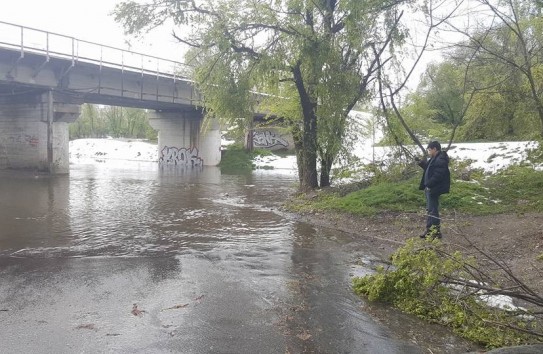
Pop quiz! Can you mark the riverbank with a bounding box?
[296,210,543,292]
[293,208,543,352]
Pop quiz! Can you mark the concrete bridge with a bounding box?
[0,21,222,174]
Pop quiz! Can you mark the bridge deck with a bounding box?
[0,20,201,111]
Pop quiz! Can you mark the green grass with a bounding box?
[289,165,543,216]
[322,179,421,215]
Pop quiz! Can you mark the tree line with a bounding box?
[69,104,157,141]
[391,0,543,145]
[112,0,543,191]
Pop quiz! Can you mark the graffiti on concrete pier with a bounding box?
[160,146,203,166]
[253,131,288,149]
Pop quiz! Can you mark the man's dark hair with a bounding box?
[427,141,441,150]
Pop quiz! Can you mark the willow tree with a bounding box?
[114,0,411,191]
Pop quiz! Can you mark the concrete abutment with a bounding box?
[0,90,81,174]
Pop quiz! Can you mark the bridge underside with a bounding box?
[0,48,221,173]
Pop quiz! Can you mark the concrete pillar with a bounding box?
[199,118,221,166]
[0,90,81,174]
[149,110,221,166]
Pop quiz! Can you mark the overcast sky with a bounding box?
[0,0,182,60]
[1,0,473,91]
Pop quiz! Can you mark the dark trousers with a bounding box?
[425,189,440,231]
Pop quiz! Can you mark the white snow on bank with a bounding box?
[442,141,539,172]
[70,138,540,173]
[69,138,158,163]
[353,141,540,173]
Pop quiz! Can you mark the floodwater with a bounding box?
[0,161,427,353]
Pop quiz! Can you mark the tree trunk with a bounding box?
[301,113,318,191]
[291,124,305,187]
[292,63,319,191]
[246,129,254,152]
[320,154,332,187]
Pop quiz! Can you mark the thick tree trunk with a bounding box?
[292,63,319,191]
[301,114,318,191]
[291,124,305,187]
[319,153,332,188]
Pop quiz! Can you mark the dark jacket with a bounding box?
[418,151,451,195]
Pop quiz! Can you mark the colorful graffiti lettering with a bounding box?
[159,146,203,166]
[253,131,288,148]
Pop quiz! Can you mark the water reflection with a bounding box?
[0,162,296,259]
[0,172,72,253]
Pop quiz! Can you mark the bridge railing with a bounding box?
[0,20,191,81]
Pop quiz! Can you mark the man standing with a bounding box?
[417,141,451,239]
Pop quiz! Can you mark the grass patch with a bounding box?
[288,165,543,216]
[321,179,421,215]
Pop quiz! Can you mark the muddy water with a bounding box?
[0,161,443,353]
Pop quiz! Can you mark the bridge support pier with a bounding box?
[0,90,81,174]
[149,110,221,167]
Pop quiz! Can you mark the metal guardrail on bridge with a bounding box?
[0,20,191,83]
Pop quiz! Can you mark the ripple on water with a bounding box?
[1,164,298,259]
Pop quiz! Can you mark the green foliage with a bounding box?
[420,62,466,127]
[69,104,157,141]
[289,164,543,216]
[219,146,273,174]
[353,239,543,348]
[219,147,254,173]
[393,92,449,143]
[398,2,543,143]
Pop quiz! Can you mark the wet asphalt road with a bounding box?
[0,162,424,353]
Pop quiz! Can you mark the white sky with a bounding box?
[0,1,488,92]
[0,0,183,61]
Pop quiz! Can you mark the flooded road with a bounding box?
[0,161,424,353]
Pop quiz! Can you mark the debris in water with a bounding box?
[163,303,189,311]
[131,303,145,317]
[75,323,97,330]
